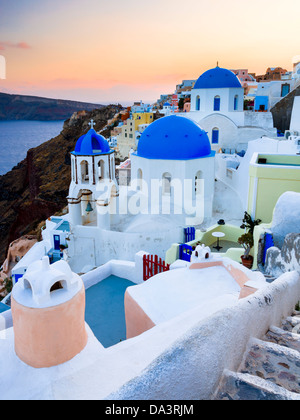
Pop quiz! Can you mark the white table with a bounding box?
[212,232,225,251]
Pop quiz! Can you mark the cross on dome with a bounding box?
[89,119,96,129]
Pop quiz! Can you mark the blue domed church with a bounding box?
[187,66,276,152]
[131,114,215,220]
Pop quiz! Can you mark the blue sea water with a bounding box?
[0,120,64,176]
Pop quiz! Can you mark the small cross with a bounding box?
[89,119,96,129]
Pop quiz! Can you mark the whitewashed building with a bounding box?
[183,66,277,152]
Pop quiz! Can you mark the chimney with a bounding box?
[11,256,87,368]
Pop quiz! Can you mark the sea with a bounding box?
[0,120,65,176]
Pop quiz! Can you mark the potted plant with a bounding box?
[238,232,254,268]
[238,212,261,269]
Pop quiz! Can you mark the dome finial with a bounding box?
[88,119,96,130]
[216,61,219,68]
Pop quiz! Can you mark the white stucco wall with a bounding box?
[190,87,244,115]
[67,224,183,273]
[181,111,276,152]
[130,153,215,219]
[290,97,300,132]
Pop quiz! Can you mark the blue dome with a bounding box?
[136,115,214,160]
[72,129,111,156]
[194,67,242,89]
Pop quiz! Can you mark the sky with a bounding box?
[0,0,299,105]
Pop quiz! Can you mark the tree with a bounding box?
[240,211,261,235]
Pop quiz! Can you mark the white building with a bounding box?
[254,80,294,111]
[131,114,216,221]
[184,66,277,152]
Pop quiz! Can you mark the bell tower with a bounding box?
[67,122,119,230]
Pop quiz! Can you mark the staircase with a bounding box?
[214,311,300,400]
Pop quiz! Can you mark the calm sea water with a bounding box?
[0,120,64,176]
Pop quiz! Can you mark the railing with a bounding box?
[143,254,170,281]
[184,227,196,243]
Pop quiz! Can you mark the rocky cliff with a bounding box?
[0,104,123,265]
[0,92,104,121]
[271,86,300,133]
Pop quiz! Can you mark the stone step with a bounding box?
[215,370,300,400]
[265,326,300,352]
[240,338,300,394]
[282,317,300,333]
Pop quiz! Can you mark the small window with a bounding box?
[214,96,220,111]
[234,95,238,111]
[196,95,200,111]
[212,128,219,144]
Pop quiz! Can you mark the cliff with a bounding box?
[0,92,104,121]
[0,104,123,265]
[271,86,300,133]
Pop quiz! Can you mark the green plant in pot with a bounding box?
[238,212,261,269]
[238,232,254,268]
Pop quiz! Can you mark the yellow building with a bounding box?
[116,113,154,159]
[132,112,154,131]
[247,153,300,223]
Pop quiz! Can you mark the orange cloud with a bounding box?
[0,41,31,50]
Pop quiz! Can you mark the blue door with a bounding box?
[179,244,193,262]
[53,235,61,251]
[281,84,290,97]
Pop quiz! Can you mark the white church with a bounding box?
[184,65,277,152]
[32,114,217,274]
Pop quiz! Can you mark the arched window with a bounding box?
[196,95,200,111]
[98,160,105,180]
[214,96,221,111]
[234,95,239,111]
[80,160,89,183]
[137,168,143,190]
[195,171,203,195]
[162,172,172,195]
[212,128,219,144]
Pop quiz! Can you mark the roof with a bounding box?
[136,115,214,160]
[72,129,112,156]
[194,66,242,89]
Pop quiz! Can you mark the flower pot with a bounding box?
[241,255,253,269]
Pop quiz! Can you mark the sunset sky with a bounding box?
[0,0,299,105]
